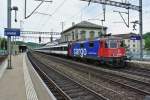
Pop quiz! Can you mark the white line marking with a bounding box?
[23,54,38,100]
[25,54,56,100]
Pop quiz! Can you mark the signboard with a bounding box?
[130,35,141,40]
[4,28,20,36]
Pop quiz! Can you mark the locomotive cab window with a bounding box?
[106,40,117,48]
[120,41,124,47]
[109,40,117,48]
[89,42,94,48]
[105,42,108,48]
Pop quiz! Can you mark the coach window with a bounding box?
[64,47,67,51]
[61,47,63,51]
[59,47,61,51]
[60,47,62,51]
[89,42,94,48]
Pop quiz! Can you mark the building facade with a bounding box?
[60,21,107,43]
[114,33,145,54]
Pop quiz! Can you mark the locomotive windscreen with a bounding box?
[106,40,117,48]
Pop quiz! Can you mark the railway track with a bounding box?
[117,67,150,80]
[31,51,150,100]
[27,52,108,100]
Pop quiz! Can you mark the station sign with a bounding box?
[4,28,20,36]
[130,35,141,40]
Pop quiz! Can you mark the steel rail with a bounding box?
[27,52,72,100]
[33,51,150,96]
[28,52,109,100]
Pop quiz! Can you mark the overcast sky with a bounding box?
[0,0,150,42]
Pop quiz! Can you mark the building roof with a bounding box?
[113,33,137,39]
[62,21,107,34]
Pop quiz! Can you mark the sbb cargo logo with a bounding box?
[73,48,87,57]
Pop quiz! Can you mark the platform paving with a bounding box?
[129,60,150,64]
[0,53,56,100]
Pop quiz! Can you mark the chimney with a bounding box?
[72,22,75,26]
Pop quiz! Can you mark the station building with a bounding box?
[50,21,145,56]
[114,33,145,54]
[60,21,107,43]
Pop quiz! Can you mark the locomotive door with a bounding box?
[99,40,105,57]
[68,43,71,56]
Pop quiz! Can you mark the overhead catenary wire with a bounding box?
[40,0,68,29]
[51,0,68,16]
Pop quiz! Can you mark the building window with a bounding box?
[89,31,95,40]
[80,31,86,40]
[65,35,68,42]
[133,40,135,42]
[133,49,136,52]
[128,40,130,43]
[76,33,78,40]
[98,31,103,37]
[133,44,135,47]
[128,44,130,48]
[72,32,74,40]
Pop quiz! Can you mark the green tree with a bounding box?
[0,38,7,50]
[144,32,150,50]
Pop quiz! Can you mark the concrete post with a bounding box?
[7,0,12,69]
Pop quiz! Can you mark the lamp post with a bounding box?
[7,0,12,69]
[7,0,19,69]
[139,0,143,60]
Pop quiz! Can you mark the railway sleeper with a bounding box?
[71,95,96,100]
[63,88,84,94]
[60,86,81,91]
[67,91,89,98]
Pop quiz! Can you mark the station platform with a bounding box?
[129,60,150,64]
[0,53,56,100]
[127,60,150,69]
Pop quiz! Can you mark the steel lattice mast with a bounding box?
[81,0,143,60]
